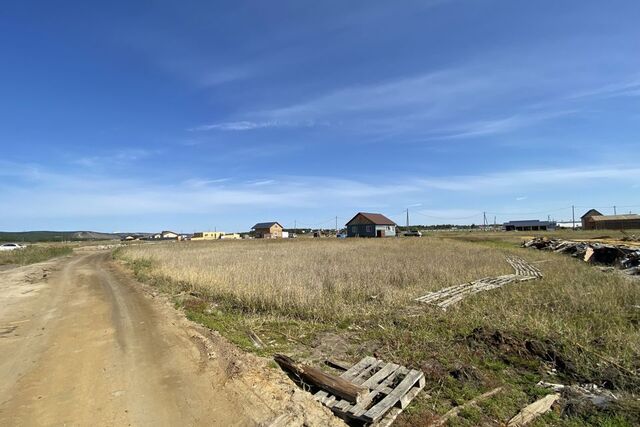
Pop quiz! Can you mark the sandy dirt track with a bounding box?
[0,251,342,427]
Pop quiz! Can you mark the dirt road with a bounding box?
[0,251,341,427]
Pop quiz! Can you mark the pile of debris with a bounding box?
[522,238,640,275]
[274,354,425,426]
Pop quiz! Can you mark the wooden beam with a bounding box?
[507,393,560,426]
[274,354,368,404]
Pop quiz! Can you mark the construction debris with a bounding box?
[415,256,542,309]
[537,381,618,407]
[507,393,560,426]
[248,330,265,349]
[523,238,640,275]
[274,354,367,404]
[288,355,426,426]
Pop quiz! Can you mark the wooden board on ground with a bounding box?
[507,393,560,427]
[313,356,426,425]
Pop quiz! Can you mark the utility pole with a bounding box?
[335,216,338,233]
[547,214,550,222]
[614,205,617,215]
[572,205,575,230]
[294,220,296,231]
[483,211,487,229]
[406,209,409,228]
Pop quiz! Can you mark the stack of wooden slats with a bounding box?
[415,256,542,309]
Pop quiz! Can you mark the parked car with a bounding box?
[336,233,347,239]
[0,243,25,251]
[403,230,422,237]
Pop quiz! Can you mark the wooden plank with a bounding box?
[352,359,385,385]
[323,395,337,407]
[362,370,425,422]
[399,381,425,408]
[373,386,424,427]
[314,390,328,401]
[341,356,377,381]
[333,399,352,411]
[274,354,368,404]
[348,365,403,417]
[362,363,400,388]
[507,393,560,426]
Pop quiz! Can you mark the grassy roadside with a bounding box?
[114,237,640,426]
[0,245,73,266]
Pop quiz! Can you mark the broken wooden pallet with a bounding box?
[415,256,542,309]
[315,356,425,426]
[506,256,543,278]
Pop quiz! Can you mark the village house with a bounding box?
[345,212,397,237]
[192,231,241,240]
[160,230,179,239]
[192,231,224,240]
[581,209,640,230]
[251,222,284,239]
[220,233,241,240]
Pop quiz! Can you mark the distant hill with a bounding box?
[0,231,134,242]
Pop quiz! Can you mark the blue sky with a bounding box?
[1,1,639,232]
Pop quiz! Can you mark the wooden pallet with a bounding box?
[314,356,425,426]
[415,256,542,309]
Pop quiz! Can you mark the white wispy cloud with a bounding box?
[429,110,578,139]
[72,148,162,167]
[189,120,317,132]
[2,162,639,225]
[195,44,640,140]
[246,179,276,186]
[417,166,640,192]
[182,178,231,187]
[564,77,640,101]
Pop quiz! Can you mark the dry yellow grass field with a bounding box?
[120,238,511,320]
[118,236,640,426]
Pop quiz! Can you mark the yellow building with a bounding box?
[192,231,224,240]
[192,231,242,240]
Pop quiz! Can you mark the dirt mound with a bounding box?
[465,327,638,391]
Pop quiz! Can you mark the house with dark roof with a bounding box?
[503,220,556,231]
[345,212,397,237]
[251,221,284,238]
[581,209,640,230]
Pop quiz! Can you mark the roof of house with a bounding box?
[346,212,396,226]
[504,220,556,227]
[252,222,282,229]
[589,214,640,222]
[161,230,178,234]
[581,209,603,219]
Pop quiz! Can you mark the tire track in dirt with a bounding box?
[0,251,342,426]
